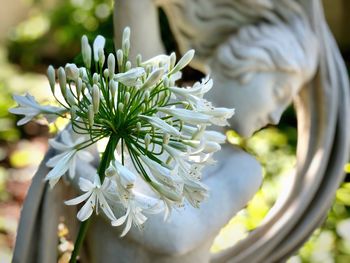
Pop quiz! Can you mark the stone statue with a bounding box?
[13,0,350,262]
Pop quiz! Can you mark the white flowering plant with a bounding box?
[10,27,234,262]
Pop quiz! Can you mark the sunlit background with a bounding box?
[0,0,349,262]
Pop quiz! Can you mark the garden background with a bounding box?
[0,0,349,262]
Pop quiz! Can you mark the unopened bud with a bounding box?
[58,67,67,98]
[169,52,176,70]
[81,35,92,68]
[124,92,130,104]
[109,80,117,96]
[88,105,94,126]
[118,102,124,112]
[125,61,131,71]
[66,88,76,106]
[136,122,141,131]
[93,73,99,84]
[122,39,130,57]
[146,65,152,75]
[47,65,56,93]
[142,68,164,90]
[93,35,106,62]
[103,69,109,79]
[65,63,79,81]
[92,84,100,113]
[108,54,115,78]
[136,54,142,66]
[170,49,194,74]
[116,49,123,70]
[98,48,105,67]
[144,133,151,149]
[76,78,83,98]
[122,27,130,44]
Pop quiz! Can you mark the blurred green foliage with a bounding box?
[7,0,114,71]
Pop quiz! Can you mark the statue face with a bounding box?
[208,71,301,137]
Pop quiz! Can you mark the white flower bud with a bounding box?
[116,49,123,70]
[47,65,56,93]
[98,48,105,67]
[109,80,117,96]
[65,63,79,81]
[123,39,130,57]
[125,61,131,71]
[169,52,176,70]
[107,53,115,77]
[136,122,141,131]
[142,68,164,90]
[76,78,82,98]
[136,54,142,66]
[88,105,94,126]
[146,65,152,75]
[81,35,92,68]
[93,35,106,62]
[124,92,130,104]
[170,50,194,74]
[122,27,130,44]
[58,67,67,98]
[118,102,124,112]
[93,73,99,84]
[66,88,76,106]
[144,133,151,149]
[103,69,109,79]
[92,84,100,113]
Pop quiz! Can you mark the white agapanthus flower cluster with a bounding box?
[10,27,234,236]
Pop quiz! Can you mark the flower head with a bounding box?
[10,27,235,236]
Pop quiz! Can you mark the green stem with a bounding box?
[69,135,119,263]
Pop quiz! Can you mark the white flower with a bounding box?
[158,107,212,125]
[106,160,136,190]
[9,93,65,125]
[139,115,181,137]
[141,68,164,90]
[45,130,93,187]
[114,67,145,86]
[140,155,183,191]
[112,191,162,237]
[65,176,117,222]
[141,54,171,68]
[93,35,106,62]
[169,76,213,99]
[65,63,80,81]
[169,49,195,74]
[183,179,209,208]
[81,35,92,68]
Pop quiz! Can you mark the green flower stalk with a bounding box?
[10,27,234,262]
